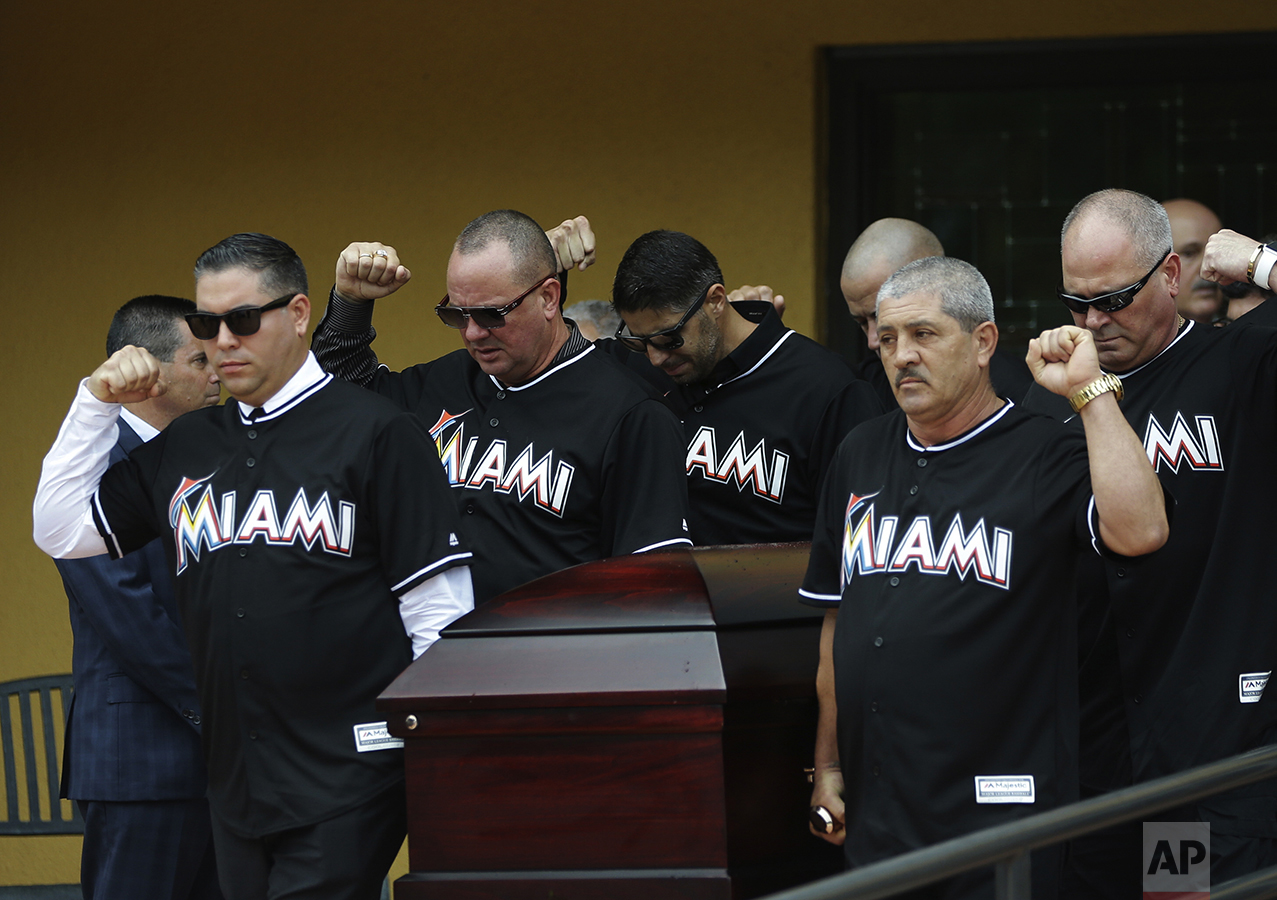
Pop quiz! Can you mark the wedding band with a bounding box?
[358,253,373,259]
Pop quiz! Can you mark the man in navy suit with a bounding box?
[54,295,224,900]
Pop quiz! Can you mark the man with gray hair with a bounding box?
[802,256,1168,896]
[563,298,620,341]
[838,218,1033,407]
[1023,188,1277,892]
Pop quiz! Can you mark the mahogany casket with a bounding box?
[377,542,842,899]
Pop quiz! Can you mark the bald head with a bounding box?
[1060,189,1181,372]
[840,218,945,353]
[1163,198,1224,323]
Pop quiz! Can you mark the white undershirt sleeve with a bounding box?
[32,379,118,559]
[397,565,475,658]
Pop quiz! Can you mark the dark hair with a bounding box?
[106,295,197,361]
[455,210,557,287]
[612,230,724,314]
[193,232,308,297]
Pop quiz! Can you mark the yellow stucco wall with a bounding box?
[3,0,1273,886]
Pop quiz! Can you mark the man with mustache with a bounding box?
[1163,198,1224,324]
[802,255,1168,898]
[838,218,1034,407]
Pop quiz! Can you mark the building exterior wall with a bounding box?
[3,0,1273,884]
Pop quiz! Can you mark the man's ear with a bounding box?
[540,276,563,321]
[291,294,312,336]
[704,284,729,320]
[1165,252,1182,298]
[973,320,998,368]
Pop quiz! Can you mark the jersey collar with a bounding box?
[684,301,792,398]
[236,352,332,425]
[489,337,596,393]
[905,399,1015,453]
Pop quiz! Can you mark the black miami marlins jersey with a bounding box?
[90,374,472,838]
[1022,319,1277,788]
[800,403,1101,867]
[660,302,883,545]
[313,296,692,603]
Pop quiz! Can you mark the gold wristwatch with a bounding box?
[1068,373,1124,413]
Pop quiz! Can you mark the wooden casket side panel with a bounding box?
[405,721,729,872]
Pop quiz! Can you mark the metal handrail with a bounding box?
[762,743,1277,900]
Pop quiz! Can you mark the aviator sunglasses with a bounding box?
[435,274,556,329]
[615,284,713,352]
[1057,248,1171,315]
[185,294,295,340]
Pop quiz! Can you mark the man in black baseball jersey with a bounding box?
[839,218,1033,406]
[311,211,691,602]
[1022,190,1277,893]
[34,233,475,900]
[803,256,1168,898]
[608,230,882,545]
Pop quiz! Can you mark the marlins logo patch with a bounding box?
[841,489,1012,592]
[685,426,789,504]
[429,408,575,517]
[168,475,355,574]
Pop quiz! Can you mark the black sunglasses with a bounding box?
[615,285,713,352]
[185,294,296,340]
[1057,248,1171,315]
[435,275,555,329]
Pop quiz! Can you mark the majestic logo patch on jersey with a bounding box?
[841,491,1012,592]
[685,426,789,504]
[353,721,403,752]
[168,475,355,574]
[1143,412,1224,474]
[974,775,1035,804]
[429,408,575,517]
[1240,671,1271,704]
